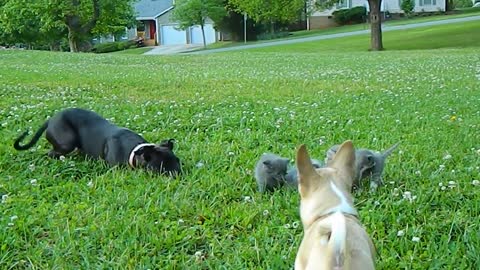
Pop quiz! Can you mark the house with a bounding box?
[308,0,446,29]
[131,0,218,46]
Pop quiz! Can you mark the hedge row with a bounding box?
[332,6,367,25]
[92,40,137,53]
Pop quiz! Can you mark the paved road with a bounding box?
[144,44,203,55]
[188,15,480,54]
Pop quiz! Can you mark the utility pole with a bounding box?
[244,12,247,43]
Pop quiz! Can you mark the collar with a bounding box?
[128,143,155,168]
[307,209,358,230]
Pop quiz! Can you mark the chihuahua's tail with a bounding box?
[328,211,347,269]
[13,121,49,150]
[382,142,400,158]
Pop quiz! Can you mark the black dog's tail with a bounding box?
[13,121,49,150]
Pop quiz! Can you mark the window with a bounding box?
[336,0,351,8]
[419,0,436,5]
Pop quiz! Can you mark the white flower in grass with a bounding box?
[441,186,446,191]
[292,221,299,229]
[10,215,18,221]
[30,179,37,186]
[243,196,252,203]
[412,236,420,242]
[443,154,452,160]
[263,210,269,216]
[374,201,380,206]
[2,194,8,203]
[439,164,445,171]
[194,250,205,261]
[403,191,416,202]
[397,230,405,237]
[228,151,234,156]
[7,223,14,227]
[28,164,35,171]
[59,155,66,161]
[87,181,94,188]
[178,219,184,225]
[448,181,456,188]
[472,180,480,186]
[195,162,204,168]
[284,223,291,229]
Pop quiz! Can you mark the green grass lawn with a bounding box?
[0,30,479,269]
[249,20,480,52]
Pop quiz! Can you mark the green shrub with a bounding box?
[401,0,415,16]
[454,0,473,8]
[332,6,367,25]
[92,40,136,54]
[256,31,290,40]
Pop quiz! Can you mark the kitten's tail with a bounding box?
[382,142,400,158]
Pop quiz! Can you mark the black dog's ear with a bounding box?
[159,138,175,151]
[135,145,156,163]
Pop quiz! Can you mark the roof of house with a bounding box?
[134,0,173,20]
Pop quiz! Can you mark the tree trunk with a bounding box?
[201,24,206,48]
[445,0,454,11]
[68,28,79,52]
[368,0,383,51]
[64,0,100,52]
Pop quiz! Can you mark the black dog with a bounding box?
[14,108,181,176]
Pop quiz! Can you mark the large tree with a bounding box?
[228,0,305,33]
[0,0,66,49]
[316,0,383,50]
[0,0,135,52]
[40,0,135,52]
[171,0,226,48]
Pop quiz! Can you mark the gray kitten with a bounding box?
[326,142,400,191]
[285,159,324,188]
[254,153,290,192]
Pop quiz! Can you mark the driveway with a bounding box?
[188,15,480,54]
[143,44,203,55]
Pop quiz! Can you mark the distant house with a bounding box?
[130,0,218,46]
[308,0,446,29]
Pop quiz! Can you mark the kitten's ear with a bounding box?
[263,160,272,168]
[326,145,340,161]
[367,155,375,166]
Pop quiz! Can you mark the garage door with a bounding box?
[161,25,187,45]
[190,24,216,45]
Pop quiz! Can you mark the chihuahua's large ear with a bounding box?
[296,144,317,197]
[327,140,356,181]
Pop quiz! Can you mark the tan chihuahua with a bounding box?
[295,141,375,270]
